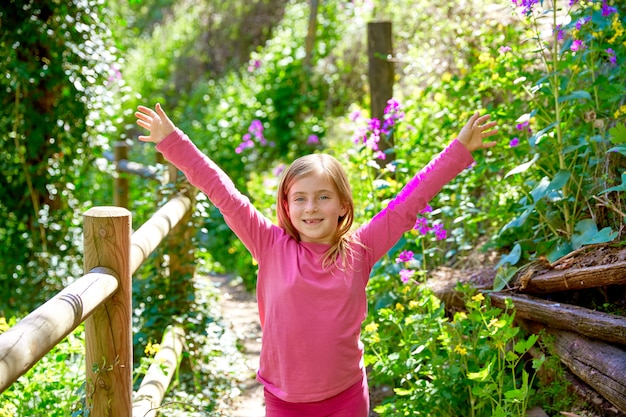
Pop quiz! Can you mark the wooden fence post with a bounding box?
[83,206,132,417]
[367,21,394,163]
[114,141,130,209]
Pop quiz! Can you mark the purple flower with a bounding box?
[555,25,564,41]
[307,134,319,145]
[575,17,591,30]
[349,110,362,122]
[396,250,415,263]
[602,1,617,17]
[571,39,584,52]
[512,0,540,16]
[400,269,415,284]
[607,48,617,65]
[382,99,405,135]
[510,137,520,147]
[414,217,430,235]
[272,163,285,177]
[384,98,401,115]
[499,45,512,54]
[368,118,381,132]
[420,205,433,214]
[247,59,261,72]
[516,120,531,131]
[569,0,579,5]
[374,150,386,160]
[432,223,447,241]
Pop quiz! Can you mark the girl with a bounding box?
[135,103,498,416]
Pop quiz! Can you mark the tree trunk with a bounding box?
[517,261,626,294]
[489,292,626,346]
[549,329,626,414]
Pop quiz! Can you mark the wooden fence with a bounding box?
[0,143,192,417]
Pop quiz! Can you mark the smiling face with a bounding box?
[286,171,348,245]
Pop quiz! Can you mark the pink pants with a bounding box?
[264,375,369,417]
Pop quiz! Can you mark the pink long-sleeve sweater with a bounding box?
[156,129,474,403]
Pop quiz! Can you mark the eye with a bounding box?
[319,195,330,200]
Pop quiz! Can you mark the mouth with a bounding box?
[303,219,323,225]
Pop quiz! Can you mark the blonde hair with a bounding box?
[277,153,356,269]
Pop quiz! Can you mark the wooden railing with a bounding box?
[0,143,193,417]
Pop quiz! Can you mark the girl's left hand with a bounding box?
[457,112,498,152]
[135,103,176,144]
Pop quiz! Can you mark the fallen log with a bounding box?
[517,261,626,294]
[489,293,626,346]
[549,329,626,415]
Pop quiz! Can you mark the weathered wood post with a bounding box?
[114,141,130,209]
[367,21,394,162]
[83,206,133,416]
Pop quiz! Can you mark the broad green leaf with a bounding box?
[548,170,571,191]
[608,145,626,155]
[547,240,573,263]
[530,176,551,202]
[529,122,556,147]
[467,367,489,381]
[501,205,535,230]
[558,90,591,103]
[505,153,540,178]
[609,123,626,144]
[493,266,519,291]
[571,219,618,249]
[495,243,522,269]
[599,173,626,194]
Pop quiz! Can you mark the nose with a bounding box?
[305,200,318,213]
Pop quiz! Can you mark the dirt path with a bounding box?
[210,275,265,417]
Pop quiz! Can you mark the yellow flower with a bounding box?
[454,311,467,322]
[442,72,452,83]
[372,334,381,343]
[0,317,9,334]
[365,322,379,333]
[471,293,485,302]
[608,14,624,44]
[454,345,468,355]
[395,303,405,312]
[144,341,160,357]
[614,105,626,118]
[408,300,420,310]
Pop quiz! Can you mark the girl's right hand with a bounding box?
[135,103,176,144]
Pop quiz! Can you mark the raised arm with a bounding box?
[135,103,281,261]
[356,112,498,267]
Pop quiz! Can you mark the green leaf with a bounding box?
[609,123,626,144]
[599,173,626,194]
[504,154,540,178]
[547,240,573,263]
[558,90,591,103]
[608,145,626,156]
[529,122,556,147]
[493,266,519,291]
[571,219,618,249]
[501,205,535,230]
[393,387,413,396]
[467,360,493,382]
[495,243,522,269]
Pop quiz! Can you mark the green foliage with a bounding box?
[0,0,123,313]
[0,320,86,416]
[493,0,626,264]
[363,283,543,417]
